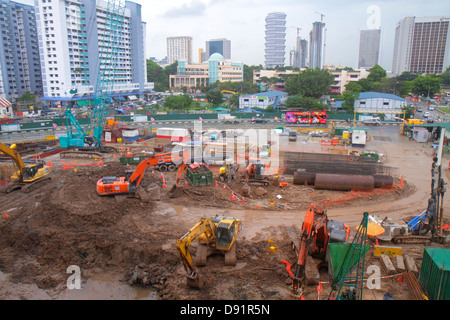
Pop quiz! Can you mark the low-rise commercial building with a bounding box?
[169,53,243,90]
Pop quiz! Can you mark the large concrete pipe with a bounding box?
[314,174,375,191]
[293,172,316,185]
[373,175,394,188]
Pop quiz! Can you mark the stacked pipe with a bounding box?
[282,151,396,177]
[293,172,394,191]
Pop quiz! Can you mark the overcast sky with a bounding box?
[15,0,450,71]
[137,0,450,71]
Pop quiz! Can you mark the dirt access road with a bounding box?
[0,124,448,301]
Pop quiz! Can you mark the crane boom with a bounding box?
[60,0,126,150]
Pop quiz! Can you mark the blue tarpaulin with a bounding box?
[238,108,261,113]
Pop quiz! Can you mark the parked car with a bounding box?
[423,111,430,118]
[26,113,40,118]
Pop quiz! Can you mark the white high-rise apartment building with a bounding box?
[392,16,450,75]
[34,0,151,100]
[167,36,193,65]
[265,12,286,69]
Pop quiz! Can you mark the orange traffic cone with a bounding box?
[223,185,226,190]
[3,212,8,219]
[231,193,236,201]
[215,181,219,187]
[241,198,245,204]
[257,203,260,208]
[317,282,323,293]
[163,184,167,189]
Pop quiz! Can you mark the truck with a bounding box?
[218,113,238,124]
[359,115,381,125]
[289,130,298,142]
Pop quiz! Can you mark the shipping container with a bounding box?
[419,248,450,300]
[186,164,213,187]
[156,127,189,142]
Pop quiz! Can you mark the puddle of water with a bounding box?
[61,278,157,300]
[0,270,157,300]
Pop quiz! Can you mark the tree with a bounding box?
[163,94,192,110]
[146,59,168,91]
[17,91,36,103]
[243,64,263,82]
[437,67,450,86]
[205,90,223,106]
[367,64,387,82]
[342,91,359,113]
[285,68,334,98]
[285,96,323,110]
[409,75,442,97]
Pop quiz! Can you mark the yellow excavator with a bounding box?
[176,215,242,288]
[0,142,51,193]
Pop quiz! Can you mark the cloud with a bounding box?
[161,1,207,18]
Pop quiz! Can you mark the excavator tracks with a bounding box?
[60,151,103,160]
[4,176,52,194]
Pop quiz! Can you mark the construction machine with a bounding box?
[243,161,270,186]
[375,128,448,245]
[0,142,51,193]
[59,0,125,157]
[96,149,189,196]
[176,215,242,288]
[291,207,350,294]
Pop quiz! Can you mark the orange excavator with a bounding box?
[291,207,350,294]
[96,149,189,196]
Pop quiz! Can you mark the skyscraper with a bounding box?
[34,0,149,100]
[0,0,42,99]
[392,16,450,75]
[167,36,193,64]
[358,29,381,69]
[264,12,286,69]
[291,32,308,69]
[205,38,231,60]
[309,21,325,69]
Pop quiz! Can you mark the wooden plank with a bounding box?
[381,254,396,275]
[404,255,418,274]
[396,255,406,272]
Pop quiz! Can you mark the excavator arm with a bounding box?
[96,149,190,195]
[292,208,315,292]
[0,143,25,180]
[176,218,217,288]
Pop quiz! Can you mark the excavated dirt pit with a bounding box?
[0,130,449,300]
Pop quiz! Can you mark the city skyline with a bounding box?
[138,0,450,72]
[13,0,450,72]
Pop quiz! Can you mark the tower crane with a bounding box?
[60,0,126,155]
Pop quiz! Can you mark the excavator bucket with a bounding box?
[187,274,202,289]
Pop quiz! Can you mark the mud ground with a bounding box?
[0,127,449,300]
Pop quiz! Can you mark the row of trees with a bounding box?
[147,58,450,112]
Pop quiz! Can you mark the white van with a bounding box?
[363,118,381,125]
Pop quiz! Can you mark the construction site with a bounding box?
[0,0,449,303]
[0,121,449,301]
